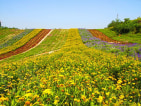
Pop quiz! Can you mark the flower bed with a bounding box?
[0,29,33,49]
[79,29,141,60]
[0,29,141,105]
[0,29,51,60]
[0,29,42,55]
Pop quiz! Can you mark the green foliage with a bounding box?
[108,17,141,34]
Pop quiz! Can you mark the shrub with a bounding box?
[108,17,141,34]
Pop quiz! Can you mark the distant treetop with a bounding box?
[107,17,141,34]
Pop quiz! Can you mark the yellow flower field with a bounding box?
[0,29,141,105]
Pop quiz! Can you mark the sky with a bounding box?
[0,0,141,29]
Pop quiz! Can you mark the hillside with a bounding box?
[0,28,141,105]
[0,29,68,63]
[0,27,24,45]
[83,29,141,60]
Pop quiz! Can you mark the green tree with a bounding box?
[108,17,141,34]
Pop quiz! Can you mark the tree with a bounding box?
[0,21,1,27]
[107,17,141,34]
[108,19,121,28]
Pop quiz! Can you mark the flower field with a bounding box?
[0,29,68,63]
[0,28,24,45]
[0,29,141,105]
[0,29,33,49]
[0,29,51,60]
[88,29,132,44]
[0,29,42,55]
[79,29,141,61]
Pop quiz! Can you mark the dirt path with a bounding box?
[88,29,133,45]
[0,29,51,60]
[34,49,60,56]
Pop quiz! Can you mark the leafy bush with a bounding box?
[108,17,141,34]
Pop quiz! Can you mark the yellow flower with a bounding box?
[77,99,80,102]
[117,79,122,84]
[18,97,25,101]
[81,95,86,101]
[0,96,9,102]
[91,93,95,97]
[64,102,68,105]
[40,84,45,88]
[54,100,59,105]
[59,84,64,87]
[70,80,76,85]
[81,95,86,100]
[55,96,59,99]
[74,98,78,102]
[137,103,141,106]
[106,92,110,96]
[26,90,31,93]
[59,74,64,77]
[88,87,92,92]
[112,96,117,100]
[33,94,39,99]
[43,89,52,95]
[116,85,121,90]
[119,94,124,100]
[97,96,103,103]
[94,90,100,94]
[65,92,70,95]
[24,93,33,98]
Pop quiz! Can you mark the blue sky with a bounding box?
[0,0,141,29]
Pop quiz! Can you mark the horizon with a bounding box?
[0,0,141,29]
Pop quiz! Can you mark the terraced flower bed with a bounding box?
[88,29,133,44]
[0,29,42,55]
[0,29,141,105]
[0,29,51,60]
[0,29,68,63]
[0,28,24,45]
[0,29,33,49]
[83,29,141,60]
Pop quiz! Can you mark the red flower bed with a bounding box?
[0,29,51,60]
[88,29,132,44]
